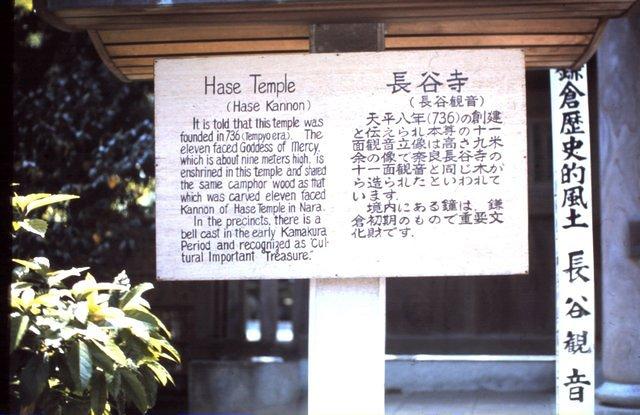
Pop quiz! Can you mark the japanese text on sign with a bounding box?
[551,66,595,415]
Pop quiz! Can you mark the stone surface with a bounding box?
[597,382,640,409]
[385,359,554,393]
[188,360,302,413]
[597,402,640,415]
[188,358,555,413]
[596,2,640,409]
[249,391,555,415]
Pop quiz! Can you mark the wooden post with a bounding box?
[308,23,386,415]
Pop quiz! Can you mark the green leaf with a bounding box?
[20,288,36,309]
[67,340,93,392]
[72,274,98,298]
[10,315,30,353]
[95,307,126,325]
[85,322,109,343]
[124,306,171,338]
[119,283,154,310]
[148,336,181,363]
[125,317,151,341]
[20,353,50,404]
[11,294,23,310]
[142,361,173,387]
[160,340,181,364]
[107,370,121,400]
[90,371,108,415]
[11,281,34,293]
[47,267,90,287]
[31,291,62,308]
[61,399,91,415]
[12,193,50,212]
[78,341,93,391]
[13,257,51,280]
[140,367,158,409]
[87,342,115,373]
[91,340,128,367]
[12,258,44,271]
[54,351,76,387]
[33,257,51,269]
[16,219,48,238]
[25,194,78,215]
[121,370,149,414]
[74,302,89,324]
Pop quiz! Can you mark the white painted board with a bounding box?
[155,49,528,280]
[550,66,595,415]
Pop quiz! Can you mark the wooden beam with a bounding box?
[573,18,609,68]
[106,38,309,57]
[99,23,309,44]
[49,1,633,31]
[45,0,628,79]
[111,51,306,67]
[50,0,635,18]
[385,34,592,49]
[386,18,600,35]
[87,30,130,82]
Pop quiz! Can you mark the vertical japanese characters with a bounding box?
[551,66,595,414]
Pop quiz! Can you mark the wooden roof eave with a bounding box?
[35,0,639,81]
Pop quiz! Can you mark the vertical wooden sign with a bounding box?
[550,66,595,415]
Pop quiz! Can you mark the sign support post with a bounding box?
[307,23,386,415]
[309,278,386,414]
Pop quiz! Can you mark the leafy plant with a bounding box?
[10,192,180,415]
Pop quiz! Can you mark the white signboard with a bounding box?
[155,49,528,280]
[550,66,595,415]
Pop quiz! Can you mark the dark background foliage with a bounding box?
[13,4,156,280]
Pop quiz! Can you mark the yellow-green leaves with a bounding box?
[142,360,173,387]
[121,369,149,414]
[13,193,79,216]
[12,193,50,212]
[15,0,33,11]
[13,257,50,272]
[11,191,179,415]
[125,305,171,339]
[12,193,78,237]
[119,282,154,310]
[91,339,128,367]
[14,218,48,238]
[10,315,29,353]
[47,267,91,287]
